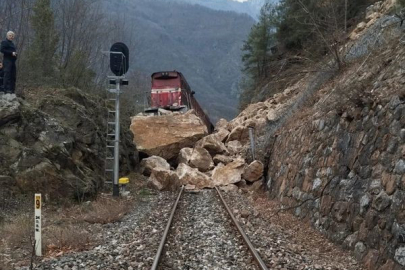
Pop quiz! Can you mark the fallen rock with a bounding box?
[189,147,214,172]
[130,112,208,160]
[242,160,264,182]
[214,128,230,142]
[176,163,214,189]
[226,126,249,143]
[196,134,229,156]
[215,118,229,130]
[148,168,180,191]
[178,147,193,164]
[213,154,233,165]
[226,140,243,155]
[248,180,263,192]
[212,158,245,186]
[140,156,170,176]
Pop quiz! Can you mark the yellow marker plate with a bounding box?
[119,177,129,185]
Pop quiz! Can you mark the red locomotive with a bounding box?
[145,71,214,132]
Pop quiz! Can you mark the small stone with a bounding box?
[394,160,405,175]
[354,242,367,260]
[372,191,391,211]
[395,246,405,266]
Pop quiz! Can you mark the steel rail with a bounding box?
[215,187,269,270]
[150,185,184,270]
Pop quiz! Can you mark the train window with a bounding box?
[154,72,178,79]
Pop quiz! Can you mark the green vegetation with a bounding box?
[239,0,376,110]
[26,0,59,82]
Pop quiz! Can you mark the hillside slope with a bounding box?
[163,0,273,19]
[227,3,405,269]
[103,0,255,122]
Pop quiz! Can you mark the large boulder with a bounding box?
[196,134,229,156]
[212,158,245,186]
[148,168,180,191]
[189,147,214,172]
[130,111,208,160]
[242,160,264,182]
[176,163,214,189]
[140,156,170,176]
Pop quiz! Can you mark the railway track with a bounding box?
[151,186,269,270]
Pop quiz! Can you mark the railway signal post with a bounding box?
[106,42,129,197]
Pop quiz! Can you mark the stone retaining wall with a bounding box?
[266,96,405,269]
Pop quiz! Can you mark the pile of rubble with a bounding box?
[136,118,264,191]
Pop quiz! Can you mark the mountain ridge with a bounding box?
[103,0,256,121]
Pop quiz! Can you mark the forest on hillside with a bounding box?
[239,0,405,109]
[0,0,255,122]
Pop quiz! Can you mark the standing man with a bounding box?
[0,31,17,94]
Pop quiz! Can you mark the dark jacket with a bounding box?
[0,67,3,89]
[0,39,17,62]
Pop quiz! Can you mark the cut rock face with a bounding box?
[212,158,245,186]
[242,160,264,182]
[130,112,208,160]
[140,156,170,176]
[189,147,214,172]
[176,163,214,189]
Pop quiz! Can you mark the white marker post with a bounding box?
[34,193,42,256]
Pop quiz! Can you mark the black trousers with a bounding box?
[3,59,16,93]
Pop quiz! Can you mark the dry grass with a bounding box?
[0,213,34,269]
[0,213,33,249]
[44,225,92,255]
[79,196,131,224]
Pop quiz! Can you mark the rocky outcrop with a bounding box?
[130,110,208,160]
[176,163,214,189]
[140,156,170,176]
[0,88,137,201]
[0,94,20,126]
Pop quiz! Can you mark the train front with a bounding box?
[145,71,186,113]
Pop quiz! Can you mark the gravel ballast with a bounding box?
[222,190,363,270]
[16,192,178,270]
[160,190,259,270]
